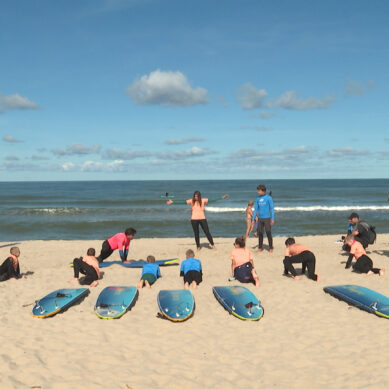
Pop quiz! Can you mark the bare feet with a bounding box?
[269,248,273,253]
[366,271,374,277]
[191,281,198,289]
[315,274,321,282]
[145,281,151,289]
[122,260,132,264]
[68,278,78,283]
[257,248,263,252]
[184,282,189,290]
[211,245,216,250]
[89,281,98,287]
[197,247,201,252]
[380,268,385,276]
[292,276,300,280]
[254,279,260,288]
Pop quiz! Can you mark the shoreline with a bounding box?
[1,234,389,388]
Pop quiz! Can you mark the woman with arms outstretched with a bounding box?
[166,191,229,250]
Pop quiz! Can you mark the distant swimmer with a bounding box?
[166,190,229,250]
[160,192,175,198]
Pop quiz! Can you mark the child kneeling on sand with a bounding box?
[283,238,320,282]
[230,236,260,287]
[0,247,26,281]
[344,235,384,276]
[69,248,100,287]
[138,255,161,289]
[180,249,202,289]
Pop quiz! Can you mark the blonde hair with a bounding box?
[10,247,20,255]
[248,201,254,206]
[186,249,195,258]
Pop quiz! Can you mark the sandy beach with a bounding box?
[1,234,389,389]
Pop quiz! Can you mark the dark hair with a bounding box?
[285,237,295,246]
[234,236,246,248]
[125,227,137,236]
[192,190,202,206]
[256,184,266,192]
[87,248,96,256]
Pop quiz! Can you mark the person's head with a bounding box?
[87,248,96,256]
[344,234,354,246]
[192,190,202,205]
[147,255,155,263]
[248,200,254,206]
[285,237,295,247]
[234,236,246,248]
[125,227,137,239]
[348,212,359,225]
[186,249,195,258]
[256,184,266,195]
[10,247,20,257]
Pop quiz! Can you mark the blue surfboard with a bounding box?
[324,285,389,318]
[94,286,138,319]
[99,258,179,268]
[213,286,264,321]
[157,289,195,322]
[32,288,89,318]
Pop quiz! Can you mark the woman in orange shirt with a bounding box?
[167,190,229,250]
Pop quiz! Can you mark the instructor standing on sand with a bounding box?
[166,191,229,251]
[251,184,275,252]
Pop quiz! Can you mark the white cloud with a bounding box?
[259,111,277,119]
[2,135,23,143]
[237,83,268,110]
[0,93,39,113]
[53,143,101,156]
[165,137,205,145]
[327,147,371,158]
[345,78,375,96]
[103,148,151,160]
[240,125,270,132]
[266,91,335,110]
[60,160,127,172]
[157,146,215,160]
[127,69,209,106]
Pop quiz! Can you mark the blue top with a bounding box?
[180,257,202,274]
[141,262,161,278]
[252,194,274,221]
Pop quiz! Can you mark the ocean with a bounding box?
[0,179,388,241]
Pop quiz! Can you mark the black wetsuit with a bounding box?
[283,251,318,281]
[0,257,20,281]
[73,257,98,285]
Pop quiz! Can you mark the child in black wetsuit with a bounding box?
[0,247,26,282]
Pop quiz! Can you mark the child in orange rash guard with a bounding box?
[230,236,260,287]
[69,248,100,287]
[283,237,320,281]
[344,235,384,276]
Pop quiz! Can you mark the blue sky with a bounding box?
[0,0,388,180]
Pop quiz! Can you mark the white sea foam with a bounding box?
[206,205,389,213]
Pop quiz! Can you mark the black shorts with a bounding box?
[183,270,202,285]
[234,262,254,283]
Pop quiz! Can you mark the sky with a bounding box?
[0,0,388,181]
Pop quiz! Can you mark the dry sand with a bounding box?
[1,234,389,389]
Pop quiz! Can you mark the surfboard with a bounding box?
[324,285,389,318]
[157,289,195,322]
[212,286,264,321]
[99,258,179,268]
[32,288,89,318]
[94,286,138,319]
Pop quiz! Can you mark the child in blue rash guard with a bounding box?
[137,255,161,289]
[180,249,202,289]
[251,184,275,252]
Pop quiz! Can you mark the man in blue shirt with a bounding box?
[180,249,202,289]
[251,184,275,252]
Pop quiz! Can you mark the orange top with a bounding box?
[230,247,254,269]
[82,255,100,278]
[186,198,209,220]
[350,240,366,259]
[284,243,311,257]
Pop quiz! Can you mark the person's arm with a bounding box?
[269,196,275,221]
[252,200,258,222]
[180,262,184,277]
[207,194,229,203]
[166,199,187,205]
[345,254,354,269]
[157,266,161,278]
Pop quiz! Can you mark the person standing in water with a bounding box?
[166,191,229,250]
